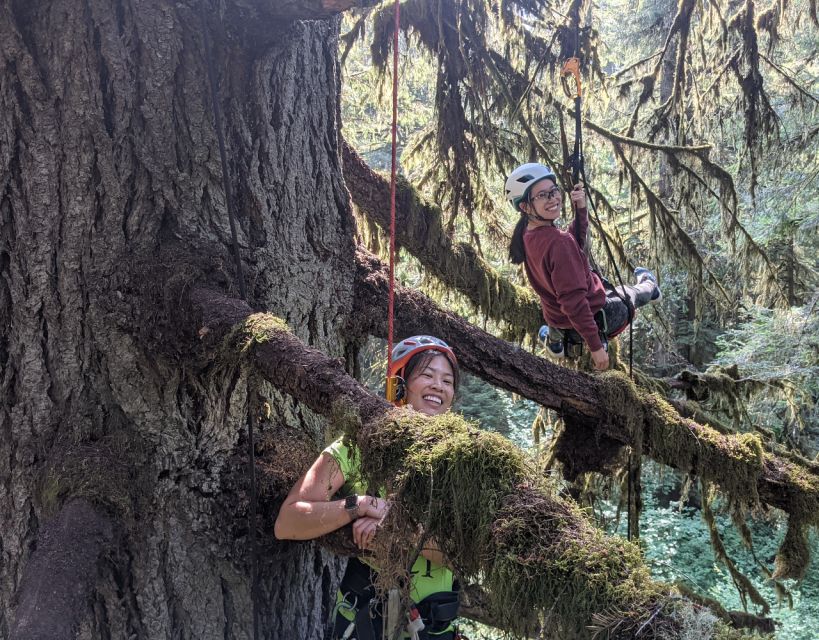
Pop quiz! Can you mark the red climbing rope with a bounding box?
[386,0,400,390]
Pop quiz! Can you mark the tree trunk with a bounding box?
[1,2,353,637]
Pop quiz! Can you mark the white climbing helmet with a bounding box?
[505,163,557,211]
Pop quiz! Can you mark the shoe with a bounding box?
[539,325,565,358]
[634,267,662,302]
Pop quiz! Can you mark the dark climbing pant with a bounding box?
[602,280,658,336]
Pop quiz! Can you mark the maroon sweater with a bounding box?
[523,208,606,352]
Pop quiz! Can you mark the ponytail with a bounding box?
[509,215,528,264]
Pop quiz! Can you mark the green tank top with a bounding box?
[324,437,454,603]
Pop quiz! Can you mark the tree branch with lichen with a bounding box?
[188,283,767,639]
[347,248,819,554]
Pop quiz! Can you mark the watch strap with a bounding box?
[344,494,359,520]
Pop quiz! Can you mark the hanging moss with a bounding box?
[356,407,529,578]
[487,485,666,639]
[701,481,770,614]
[773,517,811,581]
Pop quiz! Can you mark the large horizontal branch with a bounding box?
[188,287,762,637]
[342,139,543,336]
[349,247,819,527]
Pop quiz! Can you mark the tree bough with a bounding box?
[190,287,764,638]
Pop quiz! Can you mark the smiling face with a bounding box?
[519,177,562,224]
[404,353,456,416]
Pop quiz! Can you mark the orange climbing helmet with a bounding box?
[387,336,458,404]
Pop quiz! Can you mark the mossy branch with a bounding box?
[188,284,766,638]
[348,249,819,543]
[342,139,543,335]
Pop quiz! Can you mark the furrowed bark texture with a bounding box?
[342,139,543,336]
[10,500,113,640]
[263,0,379,20]
[349,248,819,522]
[1,2,353,637]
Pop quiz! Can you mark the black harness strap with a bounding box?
[336,559,460,640]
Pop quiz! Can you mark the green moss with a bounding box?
[240,313,289,351]
[773,517,811,581]
[216,313,290,369]
[358,408,529,577]
[598,370,644,438]
[486,485,666,638]
[640,389,764,508]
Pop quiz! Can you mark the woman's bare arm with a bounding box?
[274,453,388,541]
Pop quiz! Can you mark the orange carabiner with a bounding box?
[561,57,582,99]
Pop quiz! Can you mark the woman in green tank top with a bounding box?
[274,336,462,639]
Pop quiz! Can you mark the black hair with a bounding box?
[402,349,460,394]
[509,214,528,265]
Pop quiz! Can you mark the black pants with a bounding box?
[601,280,657,336]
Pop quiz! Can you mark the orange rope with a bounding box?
[386,0,400,385]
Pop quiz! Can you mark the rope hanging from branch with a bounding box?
[386,0,401,398]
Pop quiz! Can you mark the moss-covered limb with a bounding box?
[192,282,819,575]
[190,286,768,637]
[350,409,759,639]
[486,485,669,638]
[341,140,543,335]
[351,248,819,519]
[190,287,389,425]
[11,499,114,640]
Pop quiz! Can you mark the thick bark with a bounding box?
[1,2,352,637]
[348,248,819,523]
[263,0,378,20]
[11,500,114,640]
[342,139,543,336]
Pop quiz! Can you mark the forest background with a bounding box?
[340,0,818,637]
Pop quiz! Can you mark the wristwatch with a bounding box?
[344,494,360,521]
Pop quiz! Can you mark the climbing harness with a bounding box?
[385,0,401,403]
[200,6,259,636]
[334,558,461,640]
[559,55,636,376]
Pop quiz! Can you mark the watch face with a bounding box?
[345,494,358,510]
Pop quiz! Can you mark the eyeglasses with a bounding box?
[530,187,561,203]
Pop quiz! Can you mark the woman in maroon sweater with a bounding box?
[505,163,660,371]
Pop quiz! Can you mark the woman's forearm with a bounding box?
[274,498,353,540]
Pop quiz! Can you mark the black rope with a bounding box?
[201,5,259,637]
[564,37,639,540]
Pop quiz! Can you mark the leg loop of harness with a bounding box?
[334,559,460,640]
